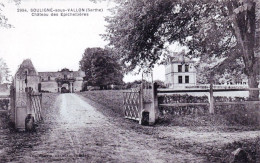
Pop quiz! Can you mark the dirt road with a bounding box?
[1,94,204,163]
[1,93,259,162]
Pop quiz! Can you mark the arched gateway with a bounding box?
[56,76,75,93]
[15,59,85,93]
[39,68,84,93]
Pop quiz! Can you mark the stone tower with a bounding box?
[14,59,40,94]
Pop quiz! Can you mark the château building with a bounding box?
[15,59,84,93]
[165,52,196,89]
[39,69,84,93]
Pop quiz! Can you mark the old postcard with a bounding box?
[0,0,259,162]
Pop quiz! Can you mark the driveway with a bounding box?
[1,94,203,163]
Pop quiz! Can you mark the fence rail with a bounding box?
[122,82,260,125]
[158,88,260,94]
[160,101,260,107]
[0,95,11,99]
[156,84,260,114]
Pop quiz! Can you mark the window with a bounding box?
[185,76,189,83]
[185,64,189,72]
[48,76,51,81]
[24,69,28,75]
[64,75,67,79]
[178,65,182,72]
[178,76,183,83]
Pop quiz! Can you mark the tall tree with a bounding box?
[0,0,20,28]
[226,0,259,99]
[104,0,260,100]
[0,2,11,28]
[79,48,123,87]
[0,58,10,84]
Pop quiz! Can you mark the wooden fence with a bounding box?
[122,82,260,125]
[156,83,260,114]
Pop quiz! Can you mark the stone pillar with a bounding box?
[151,82,159,125]
[68,83,71,93]
[57,82,61,93]
[140,82,159,125]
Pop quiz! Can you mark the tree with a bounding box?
[0,2,11,28]
[0,58,11,84]
[0,0,20,28]
[124,80,142,89]
[225,0,259,99]
[104,0,260,100]
[79,48,124,88]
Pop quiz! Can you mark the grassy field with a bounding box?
[78,90,260,162]
[78,90,259,129]
[78,90,125,116]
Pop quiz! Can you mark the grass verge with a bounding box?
[78,91,260,162]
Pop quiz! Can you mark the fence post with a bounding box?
[139,83,144,124]
[40,93,42,120]
[152,82,159,123]
[26,92,31,115]
[9,84,15,123]
[209,83,214,114]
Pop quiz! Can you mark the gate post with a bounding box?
[26,92,32,115]
[9,84,16,124]
[139,83,144,124]
[151,82,159,124]
[140,82,159,125]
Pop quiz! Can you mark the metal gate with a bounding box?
[123,71,159,125]
[123,88,142,121]
[123,71,154,122]
[28,92,42,123]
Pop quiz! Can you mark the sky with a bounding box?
[0,0,182,82]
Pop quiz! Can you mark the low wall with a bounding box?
[73,81,83,92]
[158,94,258,125]
[41,82,58,92]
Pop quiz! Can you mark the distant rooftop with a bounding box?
[15,59,38,76]
[167,51,195,63]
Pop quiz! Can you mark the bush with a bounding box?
[158,94,259,126]
[0,99,9,110]
[40,90,50,93]
[78,90,124,116]
[208,137,260,162]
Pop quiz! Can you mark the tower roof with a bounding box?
[167,51,195,64]
[16,59,38,76]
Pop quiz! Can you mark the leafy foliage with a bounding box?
[0,0,20,28]
[124,80,142,89]
[79,48,123,87]
[0,58,10,83]
[104,0,176,71]
[104,0,260,99]
[104,1,258,70]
